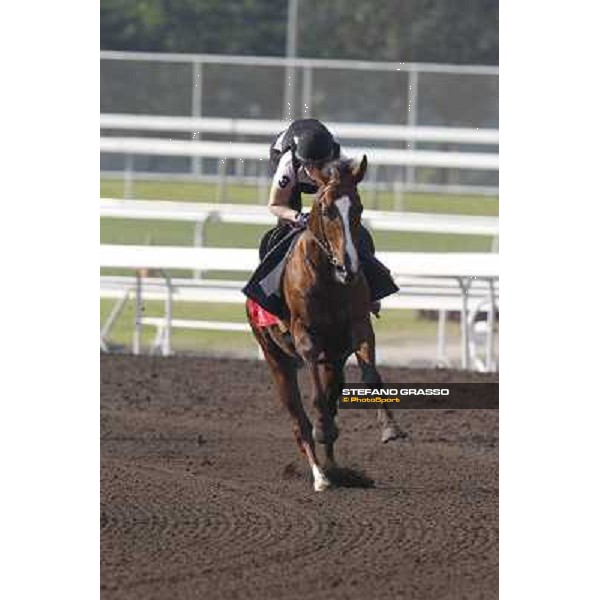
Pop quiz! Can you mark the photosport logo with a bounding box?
[338,384,498,409]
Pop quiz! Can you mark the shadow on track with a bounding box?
[325,466,375,489]
[282,462,374,489]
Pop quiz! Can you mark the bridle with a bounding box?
[306,182,350,272]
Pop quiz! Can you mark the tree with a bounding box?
[100,0,498,65]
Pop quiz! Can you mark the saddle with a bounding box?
[242,227,302,321]
[243,225,400,324]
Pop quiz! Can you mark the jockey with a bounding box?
[258,118,398,315]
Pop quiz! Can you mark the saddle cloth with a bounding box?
[242,228,302,320]
[242,226,400,321]
[246,298,280,328]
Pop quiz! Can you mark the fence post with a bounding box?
[485,279,497,372]
[124,154,134,199]
[163,272,173,356]
[437,309,448,366]
[392,178,404,211]
[259,161,269,204]
[302,66,312,116]
[133,270,143,355]
[191,60,203,177]
[458,277,472,370]
[283,0,299,120]
[406,67,419,190]
[217,158,227,202]
[193,216,208,279]
[369,164,380,209]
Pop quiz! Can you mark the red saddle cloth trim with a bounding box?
[247,298,279,328]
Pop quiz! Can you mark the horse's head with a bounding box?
[307,155,367,285]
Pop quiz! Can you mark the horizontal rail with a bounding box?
[101,278,497,312]
[101,274,498,294]
[100,114,499,145]
[100,170,499,197]
[100,244,499,278]
[142,317,251,333]
[100,137,499,170]
[100,198,499,236]
[100,51,499,75]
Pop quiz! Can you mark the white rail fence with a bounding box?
[101,118,499,200]
[100,198,499,241]
[100,51,498,138]
[100,243,498,371]
[100,137,498,170]
[101,52,498,196]
[100,130,499,204]
[101,198,499,282]
[101,114,499,145]
[100,199,499,369]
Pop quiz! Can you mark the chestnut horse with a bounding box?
[246,156,400,491]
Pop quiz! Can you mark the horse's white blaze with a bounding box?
[312,464,331,492]
[335,195,359,273]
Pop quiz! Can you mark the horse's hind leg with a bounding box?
[353,320,402,443]
[251,325,330,491]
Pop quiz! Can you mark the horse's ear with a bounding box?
[352,155,368,183]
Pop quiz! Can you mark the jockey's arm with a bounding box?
[268,153,300,223]
[268,183,299,223]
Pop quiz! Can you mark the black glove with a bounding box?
[294,212,310,228]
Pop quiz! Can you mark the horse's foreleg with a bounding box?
[252,325,327,490]
[303,360,342,483]
[353,320,402,443]
[275,365,329,490]
[320,360,344,470]
[290,322,334,490]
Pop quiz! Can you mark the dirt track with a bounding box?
[101,355,498,600]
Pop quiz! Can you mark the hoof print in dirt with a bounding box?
[282,462,304,480]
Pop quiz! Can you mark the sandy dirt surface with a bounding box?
[101,355,498,600]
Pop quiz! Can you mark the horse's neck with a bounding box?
[292,229,335,287]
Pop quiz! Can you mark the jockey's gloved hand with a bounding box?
[294,212,310,228]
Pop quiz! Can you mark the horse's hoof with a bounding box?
[313,474,332,492]
[312,465,332,491]
[381,423,402,443]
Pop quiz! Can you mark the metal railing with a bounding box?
[101,52,499,195]
[100,243,499,370]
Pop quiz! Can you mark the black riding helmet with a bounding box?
[290,119,340,166]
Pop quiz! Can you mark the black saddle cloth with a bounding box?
[243,226,301,319]
[242,225,399,319]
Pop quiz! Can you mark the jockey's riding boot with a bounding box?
[370,300,382,318]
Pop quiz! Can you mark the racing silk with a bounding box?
[271,144,349,213]
[272,148,319,211]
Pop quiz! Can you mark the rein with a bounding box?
[306,183,342,269]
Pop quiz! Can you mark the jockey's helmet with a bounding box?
[293,123,339,167]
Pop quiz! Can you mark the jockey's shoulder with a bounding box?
[279,147,294,162]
